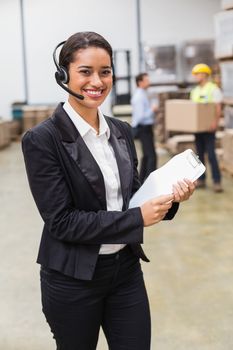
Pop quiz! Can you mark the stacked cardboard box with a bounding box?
[22,105,55,133]
[0,121,11,149]
[23,106,37,132]
[7,120,22,140]
[152,89,190,143]
[221,129,233,174]
[165,100,217,132]
[158,97,224,153]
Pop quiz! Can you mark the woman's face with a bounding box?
[68,47,113,109]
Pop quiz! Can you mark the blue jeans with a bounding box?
[195,132,221,183]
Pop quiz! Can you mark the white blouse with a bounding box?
[63,101,125,254]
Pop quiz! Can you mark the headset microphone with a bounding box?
[53,41,85,100]
[54,72,85,100]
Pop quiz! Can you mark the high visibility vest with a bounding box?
[190,81,217,103]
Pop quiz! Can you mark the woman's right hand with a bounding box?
[140,194,174,227]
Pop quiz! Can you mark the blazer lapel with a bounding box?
[107,118,132,209]
[52,104,107,208]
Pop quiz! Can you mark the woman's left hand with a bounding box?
[172,178,196,203]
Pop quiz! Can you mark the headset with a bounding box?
[53,40,115,101]
[53,41,85,100]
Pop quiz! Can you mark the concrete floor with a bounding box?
[0,141,233,350]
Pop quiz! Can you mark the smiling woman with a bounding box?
[53,32,114,132]
[68,46,113,125]
[21,31,195,350]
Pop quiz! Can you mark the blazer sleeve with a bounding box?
[22,126,144,245]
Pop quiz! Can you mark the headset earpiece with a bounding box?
[53,41,69,84]
[53,40,84,100]
[56,66,69,84]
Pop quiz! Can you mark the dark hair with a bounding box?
[59,31,113,70]
[135,72,148,86]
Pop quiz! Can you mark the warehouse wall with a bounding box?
[1,0,138,119]
[23,0,138,116]
[141,0,221,45]
[0,0,25,118]
[0,0,220,119]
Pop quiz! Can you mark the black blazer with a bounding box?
[22,103,178,280]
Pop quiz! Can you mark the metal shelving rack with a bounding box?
[111,50,132,117]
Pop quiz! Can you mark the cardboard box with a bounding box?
[22,105,51,132]
[220,129,233,174]
[0,121,11,149]
[222,129,233,164]
[165,100,216,132]
[7,120,22,140]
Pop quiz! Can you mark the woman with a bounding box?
[22,32,195,350]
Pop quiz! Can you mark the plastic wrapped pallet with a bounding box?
[220,61,233,98]
[214,10,233,59]
[224,105,233,128]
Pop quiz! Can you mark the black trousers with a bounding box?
[138,124,157,183]
[195,132,221,183]
[40,246,151,350]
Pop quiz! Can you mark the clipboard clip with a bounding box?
[187,151,201,168]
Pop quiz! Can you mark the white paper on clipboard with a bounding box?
[129,149,205,208]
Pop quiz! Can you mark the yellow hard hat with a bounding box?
[192,63,212,75]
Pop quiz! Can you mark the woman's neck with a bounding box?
[68,98,99,132]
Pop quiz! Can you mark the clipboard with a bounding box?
[129,149,205,208]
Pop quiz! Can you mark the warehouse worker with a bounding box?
[190,63,223,193]
[131,72,158,183]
